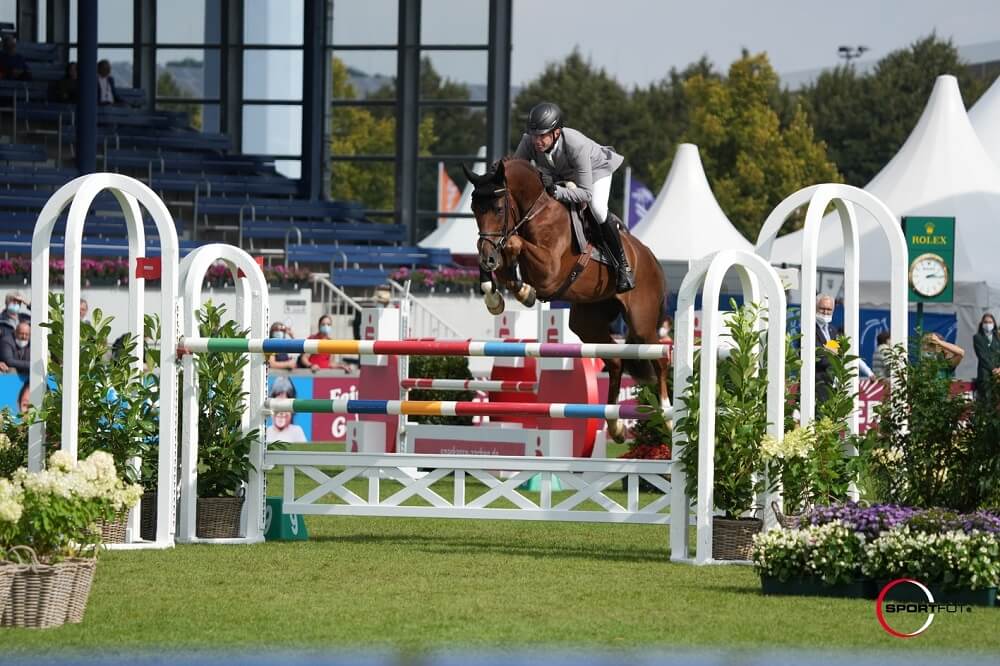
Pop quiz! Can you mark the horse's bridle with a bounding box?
[477,183,548,261]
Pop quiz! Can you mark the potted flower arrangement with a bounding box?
[1,450,141,628]
[675,302,770,559]
[391,267,481,294]
[752,520,874,598]
[619,386,671,492]
[263,264,312,291]
[191,302,259,538]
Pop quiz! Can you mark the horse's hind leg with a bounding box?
[569,300,627,441]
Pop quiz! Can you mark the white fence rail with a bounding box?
[267,451,674,525]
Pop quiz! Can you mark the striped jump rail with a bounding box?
[264,398,652,421]
[179,337,671,360]
[400,378,537,393]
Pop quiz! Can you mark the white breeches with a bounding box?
[591,174,612,223]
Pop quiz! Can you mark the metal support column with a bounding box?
[76,0,97,174]
[220,0,243,149]
[486,0,513,162]
[396,0,421,244]
[300,0,327,200]
[133,0,155,109]
[46,0,69,45]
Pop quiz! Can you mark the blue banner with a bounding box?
[626,176,655,229]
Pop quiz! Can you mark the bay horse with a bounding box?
[464,157,669,438]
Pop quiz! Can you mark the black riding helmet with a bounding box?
[526,102,563,135]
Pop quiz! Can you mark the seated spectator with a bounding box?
[97,59,120,106]
[48,61,79,103]
[871,330,892,380]
[0,35,31,81]
[299,314,350,372]
[0,291,28,342]
[0,321,30,376]
[267,322,297,370]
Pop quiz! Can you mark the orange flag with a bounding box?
[437,162,462,225]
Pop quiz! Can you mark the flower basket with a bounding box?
[762,574,876,599]
[0,558,16,618]
[94,510,129,544]
[62,550,98,624]
[140,492,157,542]
[196,497,244,539]
[1,546,73,629]
[876,580,997,607]
[771,501,803,530]
[713,515,763,560]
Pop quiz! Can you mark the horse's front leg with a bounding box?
[496,257,537,309]
[480,267,506,315]
[507,236,562,300]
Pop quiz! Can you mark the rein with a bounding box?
[477,186,548,256]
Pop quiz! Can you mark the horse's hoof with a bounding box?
[608,419,626,442]
[485,293,505,315]
[517,283,537,308]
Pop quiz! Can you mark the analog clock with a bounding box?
[909,252,948,298]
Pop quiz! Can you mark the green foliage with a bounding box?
[811,336,862,505]
[799,35,987,187]
[0,409,27,479]
[193,302,259,498]
[860,341,979,509]
[623,385,671,456]
[33,294,158,484]
[682,51,842,240]
[156,70,202,130]
[676,301,770,517]
[405,356,474,425]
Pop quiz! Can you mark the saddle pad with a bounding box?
[568,205,608,264]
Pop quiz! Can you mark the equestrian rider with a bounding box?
[513,102,635,293]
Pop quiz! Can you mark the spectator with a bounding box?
[0,35,31,81]
[97,59,120,106]
[0,321,31,376]
[265,376,306,444]
[973,313,1000,396]
[922,332,964,376]
[80,297,89,321]
[48,61,79,103]
[657,314,673,365]
[266,322,297,370]
[871,330,892,380]
[299,314,349,372]
[814,293,838,403]
[0,291,28,342]
[17,381,30,415]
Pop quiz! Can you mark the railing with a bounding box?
[389,278,463,339]
[311,274,363,341]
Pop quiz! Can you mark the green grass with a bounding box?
[3,513,999,653]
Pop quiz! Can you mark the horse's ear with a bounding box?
[461,163,477,184]
[494,159,506,181]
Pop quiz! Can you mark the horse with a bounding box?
[464,157,669,438]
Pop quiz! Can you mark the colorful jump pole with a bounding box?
[400,378,537,392]
[181,338,671,360]
[264,398,652,421]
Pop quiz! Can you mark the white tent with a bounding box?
[765,75,1000,378]
[632,143,752,261]
[418,146,487,254]
[969,74,1000,167]
[630,143,752,292]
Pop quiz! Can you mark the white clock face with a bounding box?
[910,254,948,297]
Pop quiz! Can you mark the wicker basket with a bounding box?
[1,547,73,629]
[62,551,98,624]
[0,558,15,620]
[196,496,244,539]
[140,492,158,542]
[771,501,803,530]
[96,510,129,544]
[712,516,763,561]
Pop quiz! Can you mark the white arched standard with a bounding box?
[177,244,268,544]
[669,250,786,565]
[755,184,908,431]
[29,173,180,549]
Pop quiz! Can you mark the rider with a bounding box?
[513,102,635,293]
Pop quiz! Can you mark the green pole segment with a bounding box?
[290,399,336,413]
[205,339,251,353]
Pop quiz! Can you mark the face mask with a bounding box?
[15,339,28,349]
[985,324,995,335]
[658,327,670,338]
[817,314,832,326]
[319,325,332,336]
[271,330,285,340]
[7,303,20,315]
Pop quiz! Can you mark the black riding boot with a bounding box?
[600,219,635,293]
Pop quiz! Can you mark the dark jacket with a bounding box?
[973,331,1000,391]
[0,336,29,375]
[97,75,120,105]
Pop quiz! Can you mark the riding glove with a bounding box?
[540,172,557,195]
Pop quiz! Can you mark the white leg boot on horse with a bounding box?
[481,279,505,315]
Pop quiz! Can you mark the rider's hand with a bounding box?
[540,172,556,195]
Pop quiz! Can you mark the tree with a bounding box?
[682,52,842,239]
[156,70,201,130]
[329,58,435,211]
[799,35,987,187]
